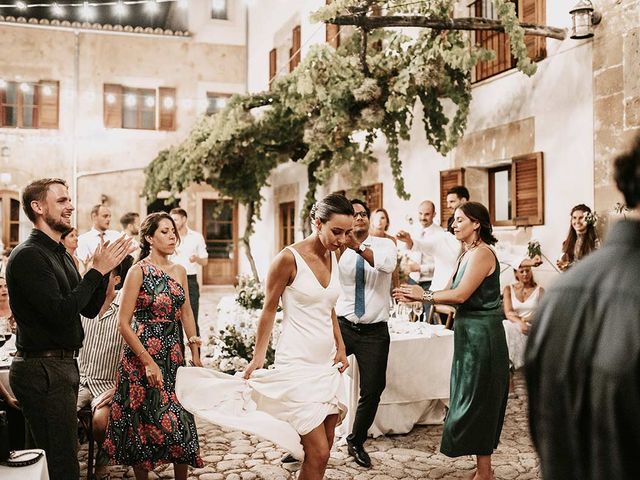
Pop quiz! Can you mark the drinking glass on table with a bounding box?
[411,302,423,322]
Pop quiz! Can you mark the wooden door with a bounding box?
[202,199,238,285]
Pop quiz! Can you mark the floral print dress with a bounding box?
[104,259,203,470]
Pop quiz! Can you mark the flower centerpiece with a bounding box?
[527,240,541,259]
[235,274,265,311]
[204,274,279,374]
[584,211,598,227]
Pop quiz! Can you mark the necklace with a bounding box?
[464,238,481,251]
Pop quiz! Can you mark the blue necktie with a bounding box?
[355,253,365,318]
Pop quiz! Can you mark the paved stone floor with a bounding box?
[79,286,540,479]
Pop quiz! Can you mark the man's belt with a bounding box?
[338,316,387,331]
[15,349,79,359]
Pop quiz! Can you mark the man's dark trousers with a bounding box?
[10,356,80,480]
[187,274,200,335]
[338,317,390,445]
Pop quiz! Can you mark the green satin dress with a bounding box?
[440,254,509,457]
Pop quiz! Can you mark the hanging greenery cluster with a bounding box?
[143,0,538,279]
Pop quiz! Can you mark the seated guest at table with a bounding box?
[6,178,131,480]
[0,275,24,451]
[62,226,86,274]
[556,204,600,272]
[395,202,509,480]
[77,255,133,480]
[502,260,544,371]
[104,213,203,480]
[337,199,397,468]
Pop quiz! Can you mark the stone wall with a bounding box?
[592,0,640,218]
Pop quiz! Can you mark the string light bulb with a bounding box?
[51,2,65,17]
[19,82,30,93]
[15,1,27,11]
[162,96,175,110]
[42,85,53,96]
[81,1,95,21]
[178,0,189,9]
[145,0,160,14]
[0,80,7,89]
[106,93,117,105]
[212,0,226,14]
[144,95,156,108]
[125,94,137,107]
[114,1,127,17]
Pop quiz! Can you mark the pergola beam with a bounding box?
[330,15,567,41]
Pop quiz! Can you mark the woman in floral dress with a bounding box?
[104,212,203,480]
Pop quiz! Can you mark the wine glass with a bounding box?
[411,302,423,323]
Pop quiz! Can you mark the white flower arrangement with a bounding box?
[584,211,598,227]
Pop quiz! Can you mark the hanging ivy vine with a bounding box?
[143,0,541,279]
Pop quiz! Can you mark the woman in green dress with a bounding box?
[394,202,508,480]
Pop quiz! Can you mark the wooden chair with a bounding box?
[427,304,456,330]
[77,405,95,480]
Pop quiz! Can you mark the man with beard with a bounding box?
[336,199,396,468]
[6,178,131,480]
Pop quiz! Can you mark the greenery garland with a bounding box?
[143,0,539,279]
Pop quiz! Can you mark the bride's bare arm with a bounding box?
[243,250,295,379]
[331,309,349,373]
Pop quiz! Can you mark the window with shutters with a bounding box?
[333,183,383,211]
[470,0,546,83]
[290,25,301,72]
[487,152,544,226]
[0,191,21,250]
[211,0,228,20]
[103,84,176,131]
[206,92,231,116]
[326,0,341,48]
[0,80,59,129]
[439,168,465,227]
[269,48,277,89]
[279,201,296,250]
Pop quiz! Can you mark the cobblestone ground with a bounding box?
[79,287,540,479]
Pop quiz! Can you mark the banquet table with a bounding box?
[0,450,50,480]
[342,322,454,437]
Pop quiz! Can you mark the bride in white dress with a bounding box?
[176,193,354,480]
[502,262,544,370]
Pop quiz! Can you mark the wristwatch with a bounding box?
[422,289,435,304]
[357,243,367,254]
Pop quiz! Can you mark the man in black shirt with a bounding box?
[6,178,131,480]
[526,135,640,480]
[445,185,469,234]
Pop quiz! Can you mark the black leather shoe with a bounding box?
[347,440,372,468]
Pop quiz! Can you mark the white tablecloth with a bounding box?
[343,323,454,437]
[0,450,49,480]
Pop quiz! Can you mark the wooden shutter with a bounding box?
[325,0,341,48]
[519,0,546,61]
[290,25,301,72]
[158,87,176,131]
[512,152,544,226]
[269,48,277,88]
[362,183,383,211]
[103,84,123,129]
[37,81,58,129]
[473,0,514,82]
[439,168,465,226]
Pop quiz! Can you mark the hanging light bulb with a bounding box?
[0,80,7,89]
[144,95,156,108]
[212,0,226,14]
[114,1,127,17]
[51,2,65,17]
[15,1,27,11]
[106,93,117,105]
[42,85,53,96]
[125,94,137,107]
[19,82,30,93]
[146,0,160,15]
[163,96,175,110]
[82,1,96,21]
[178,0,189,9]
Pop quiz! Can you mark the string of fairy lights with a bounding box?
[0,0,231,21]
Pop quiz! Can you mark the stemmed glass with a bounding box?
[411,302,423,323]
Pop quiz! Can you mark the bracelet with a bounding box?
[187,335,202,346]
[136,349,148,358]
[421,289,435,304]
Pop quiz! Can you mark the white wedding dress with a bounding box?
[502,285,541,370]
[176,246,347,460]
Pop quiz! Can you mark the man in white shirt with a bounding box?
[76,204,122,262]
[119,211,141,259]
[169,208,208,335]
[336,199,397,468]
[397,201,460,292]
